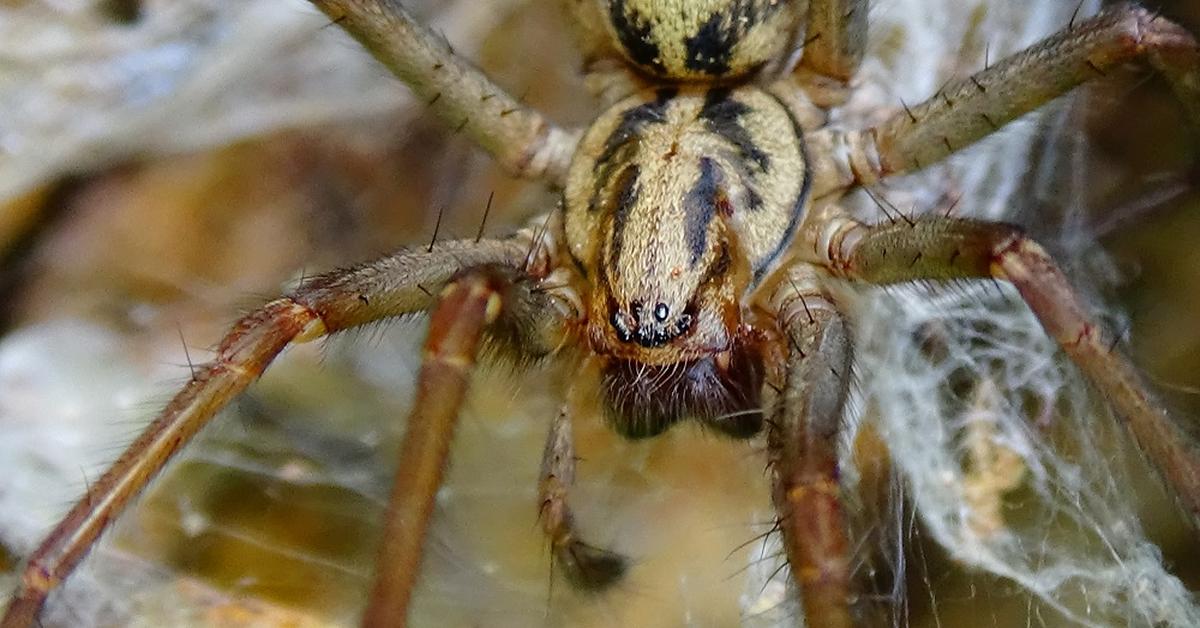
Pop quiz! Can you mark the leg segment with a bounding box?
[307,0,579,184]
[537,394,626,590]
[0,226,550,628]
[795,0,868,105]
[825,216,1200,523]
[809,3,1200,192]
[768,265,856,628]
[363,270,500,627]
[365,263,579,626]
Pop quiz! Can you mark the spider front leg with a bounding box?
[0,221,553,628]
[768,266,856,628]
[537,389,626,590]
[823,215,1200,523]
[308,0,579,183]
[809,2,1199,191]
[367,261,580,627]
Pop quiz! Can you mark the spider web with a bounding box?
[0,0,1197,627]
[828,0,1200,626]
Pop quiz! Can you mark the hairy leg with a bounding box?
[795,0,868,105]
[808,2,1200,194]
[0,223,552,628]
[823,215,1200,523]
[537,390,626,590]
[768,265,856,628]
[366,262,579,626]
[307,0,579,183]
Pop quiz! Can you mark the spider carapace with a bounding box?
[4,1,1200,627]
[569,83,810,439]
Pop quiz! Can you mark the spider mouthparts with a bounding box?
[600,340,764,440]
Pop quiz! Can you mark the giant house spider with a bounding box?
[3,0,1200,626]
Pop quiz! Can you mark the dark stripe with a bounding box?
[609,0,665,74]
[684,158,722,267]
[684,11,737,74]
[752,93,812,285]
[606,165,641,280]
[682,0,787,75]
[699,88,770,173]
[589,89,675,213]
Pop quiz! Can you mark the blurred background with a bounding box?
[0,0,1197,626]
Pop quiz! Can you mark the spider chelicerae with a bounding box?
[3,0,1200,626]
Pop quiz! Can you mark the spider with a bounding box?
[4,0,1200,626]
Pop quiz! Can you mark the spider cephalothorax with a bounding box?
[5,1,1199,627]
[566,84,810,436]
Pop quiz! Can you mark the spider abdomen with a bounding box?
[601,0,804,80]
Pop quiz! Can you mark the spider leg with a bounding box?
[768,265,856,628]
[808,2,1200,193]
[538,390,626,591]
[823,215,1200,523]
[366,262,579,626]
[307,0,579,184]
[0,222,555,628]
[795,0,868,106]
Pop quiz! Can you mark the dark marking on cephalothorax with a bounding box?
[588,89,676,214]
[597,89,675,169]
[751,92,813,284]
[605,165,641,279]
[700,88,770,173]
[609,0,665,74]
[684,158,723,267]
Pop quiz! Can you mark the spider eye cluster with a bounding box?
[600,0,803,80]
